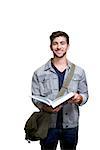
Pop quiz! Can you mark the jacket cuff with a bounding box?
[32,99,43,109]
[79,94,88,106]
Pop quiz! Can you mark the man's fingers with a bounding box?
[53,105,62,112]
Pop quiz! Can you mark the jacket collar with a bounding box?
[44,59,72,72]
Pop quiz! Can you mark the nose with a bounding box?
[57,43,61,49]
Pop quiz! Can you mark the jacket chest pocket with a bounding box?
[38,75,52,96]
[68,75,80,92]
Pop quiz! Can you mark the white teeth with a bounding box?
[56,51,62,53]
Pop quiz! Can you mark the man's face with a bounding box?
[51,36,69,58]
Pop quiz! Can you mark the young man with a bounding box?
[31,31,88,150]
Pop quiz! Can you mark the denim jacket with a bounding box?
[31,60,88,128]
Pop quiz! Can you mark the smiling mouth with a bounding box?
[55,50,63,54]
[53,51,66,58]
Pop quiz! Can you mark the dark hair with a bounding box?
[50,31,69,45]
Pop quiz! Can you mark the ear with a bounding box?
[67,44,70,50]
[50,45,52,51]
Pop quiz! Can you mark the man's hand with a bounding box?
[68,93,83,105]
[42,104,62,113]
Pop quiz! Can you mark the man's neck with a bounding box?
[52,56,68,72]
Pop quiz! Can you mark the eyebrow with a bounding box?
[52,41,66,44]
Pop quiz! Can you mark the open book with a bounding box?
[31,92,74,108]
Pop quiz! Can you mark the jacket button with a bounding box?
[66,125,68,128]
[65,113,68,115]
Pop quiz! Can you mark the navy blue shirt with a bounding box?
[51,62,66,128]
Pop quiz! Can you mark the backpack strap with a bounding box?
[56,63,75,98]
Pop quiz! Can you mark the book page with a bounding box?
[51,92,74,108]
[31,95,51,106]
[31,92,74,108]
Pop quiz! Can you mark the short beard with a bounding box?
[53,51,66,58]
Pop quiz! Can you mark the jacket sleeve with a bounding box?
[31,72,43,109]
[78,69,89,106]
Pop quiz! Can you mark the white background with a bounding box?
[0,0,100,149]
